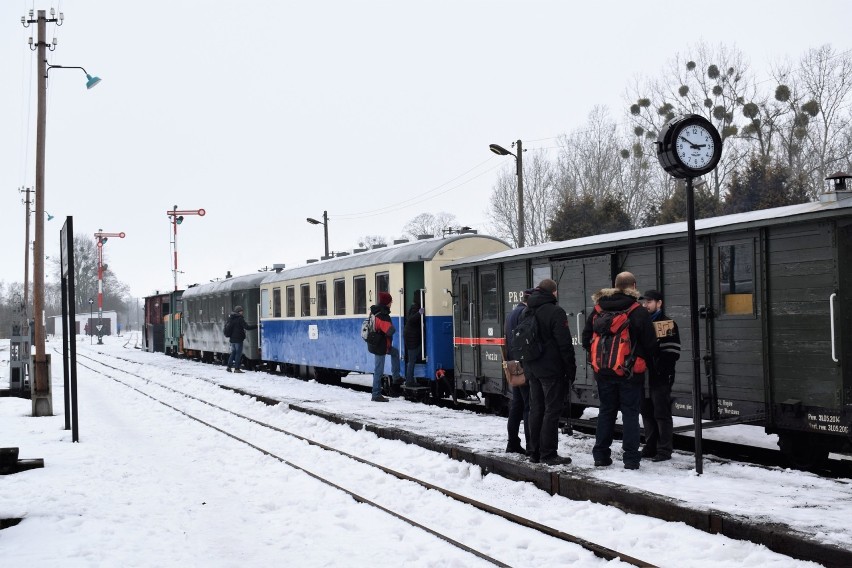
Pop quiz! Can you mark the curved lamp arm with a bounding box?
[46,64,101,89]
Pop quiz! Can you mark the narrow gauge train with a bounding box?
[445,186,852,466]
[149,233,509,390]
[257,233,509,387]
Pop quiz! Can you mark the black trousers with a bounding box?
[640,377,674,457]
[528,374,567,459]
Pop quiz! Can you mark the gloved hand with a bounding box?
[418,308,425,315]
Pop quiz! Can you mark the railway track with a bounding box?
[74,349,654,567]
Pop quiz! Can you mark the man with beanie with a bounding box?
[523,279,576,466]
[640,289,681,462]
[225,306,257,373]
[582,272,658,470]
[368,291,402,402]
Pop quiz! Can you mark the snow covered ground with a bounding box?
[1,334,849,567]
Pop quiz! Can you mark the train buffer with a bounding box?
[0,447,44,475]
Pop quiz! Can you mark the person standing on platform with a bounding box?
[640,289,681,462]
[582,272,658,470]
[368,292,402,402]
[403,297,424,388]
[504,288,533,455]
[225,306,257,373]
[523,279,576,466]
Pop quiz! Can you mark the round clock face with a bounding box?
[675,124,716,170]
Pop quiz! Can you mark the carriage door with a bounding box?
[555,255,612,390]
[709,234,765,419]
[477,268,502,386]
[454,270,476,383]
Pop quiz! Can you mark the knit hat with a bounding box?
[234,305,244,313]
[640,290,663,302]
[378,292,392,306]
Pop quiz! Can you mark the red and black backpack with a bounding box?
[590,303,647,378]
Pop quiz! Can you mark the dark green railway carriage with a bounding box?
[447,188,852,465]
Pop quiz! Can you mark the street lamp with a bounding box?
[166,206,206,291]
[489,140,525,248]
[22,8,101,417]
[306,210,330,259]
[93,230,125,344]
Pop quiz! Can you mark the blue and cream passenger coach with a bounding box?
[258,234,509,386]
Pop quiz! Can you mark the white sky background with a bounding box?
[1,0,851,298]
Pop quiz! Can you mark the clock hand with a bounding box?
[679,135,694,145]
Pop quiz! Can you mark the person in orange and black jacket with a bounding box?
[581,272,658,470]
[368,292,402,402]
[524,279,576,466]
[639,289,681,462]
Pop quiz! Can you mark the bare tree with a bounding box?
[356,235,388,249]
[402,212,458,240]
[488,150,556,246]
[627,42,754,200]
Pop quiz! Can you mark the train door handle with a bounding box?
[830,293,838,363]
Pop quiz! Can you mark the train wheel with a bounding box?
[778,432,830,469]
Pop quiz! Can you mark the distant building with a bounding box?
[48,310,119,336]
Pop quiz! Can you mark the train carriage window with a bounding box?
[334,279,346,315]
[480,271,498,322]
[375,272,389,296]
[719,242,755,315]
[353,275,367,314]
[286,286,295,318]
[260,289,269,318]
[300,283,311,317]
[273,287,282,318]
[317,281,327,316]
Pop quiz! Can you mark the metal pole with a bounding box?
[172,206,179,291]
[97,235,104,344]
[23,188,32,314]
[516,140,524,248]
[686,177,704,474]
[32,10,52,416]
[322,210,329,259]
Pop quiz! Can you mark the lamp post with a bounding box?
[306,210,330,259]
[93,230,125,344]
[166,206,206,291]
[22,8,100,417]
[489,140,524,248]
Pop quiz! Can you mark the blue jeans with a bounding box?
[405,347,420,386]
[372,346,401,398]
[506,383,530,447]
[593,373,644,465]
[527,374,567,459]
[227,342,244,369]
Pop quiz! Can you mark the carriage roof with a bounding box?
[445,194,852,269]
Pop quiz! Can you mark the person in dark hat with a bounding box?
[225,305,257,373]
[640,289,681,462]
[367,291,402,402]
[504,288,534,455]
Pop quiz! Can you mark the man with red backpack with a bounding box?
[582,272,658,470]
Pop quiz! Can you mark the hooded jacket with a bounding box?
[581,288,658,376]
[403,303,423,350]
[522,288,576,382]
[369,303,396,355]
[226,311,257,344]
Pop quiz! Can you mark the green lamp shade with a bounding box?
[86,74,101,89]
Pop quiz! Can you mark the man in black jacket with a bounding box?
[225,306,257,373]
[582,272,658,469]
[640,289,681,462]
[523,279,576,466]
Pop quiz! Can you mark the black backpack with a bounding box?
[223,319,234,338]
[510,307,544,362]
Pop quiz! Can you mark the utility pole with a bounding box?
[515,140,524,248]
[31,9,55,416]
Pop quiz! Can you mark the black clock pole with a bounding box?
[685,176,704,474]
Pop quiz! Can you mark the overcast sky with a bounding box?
[2,0,850,299]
